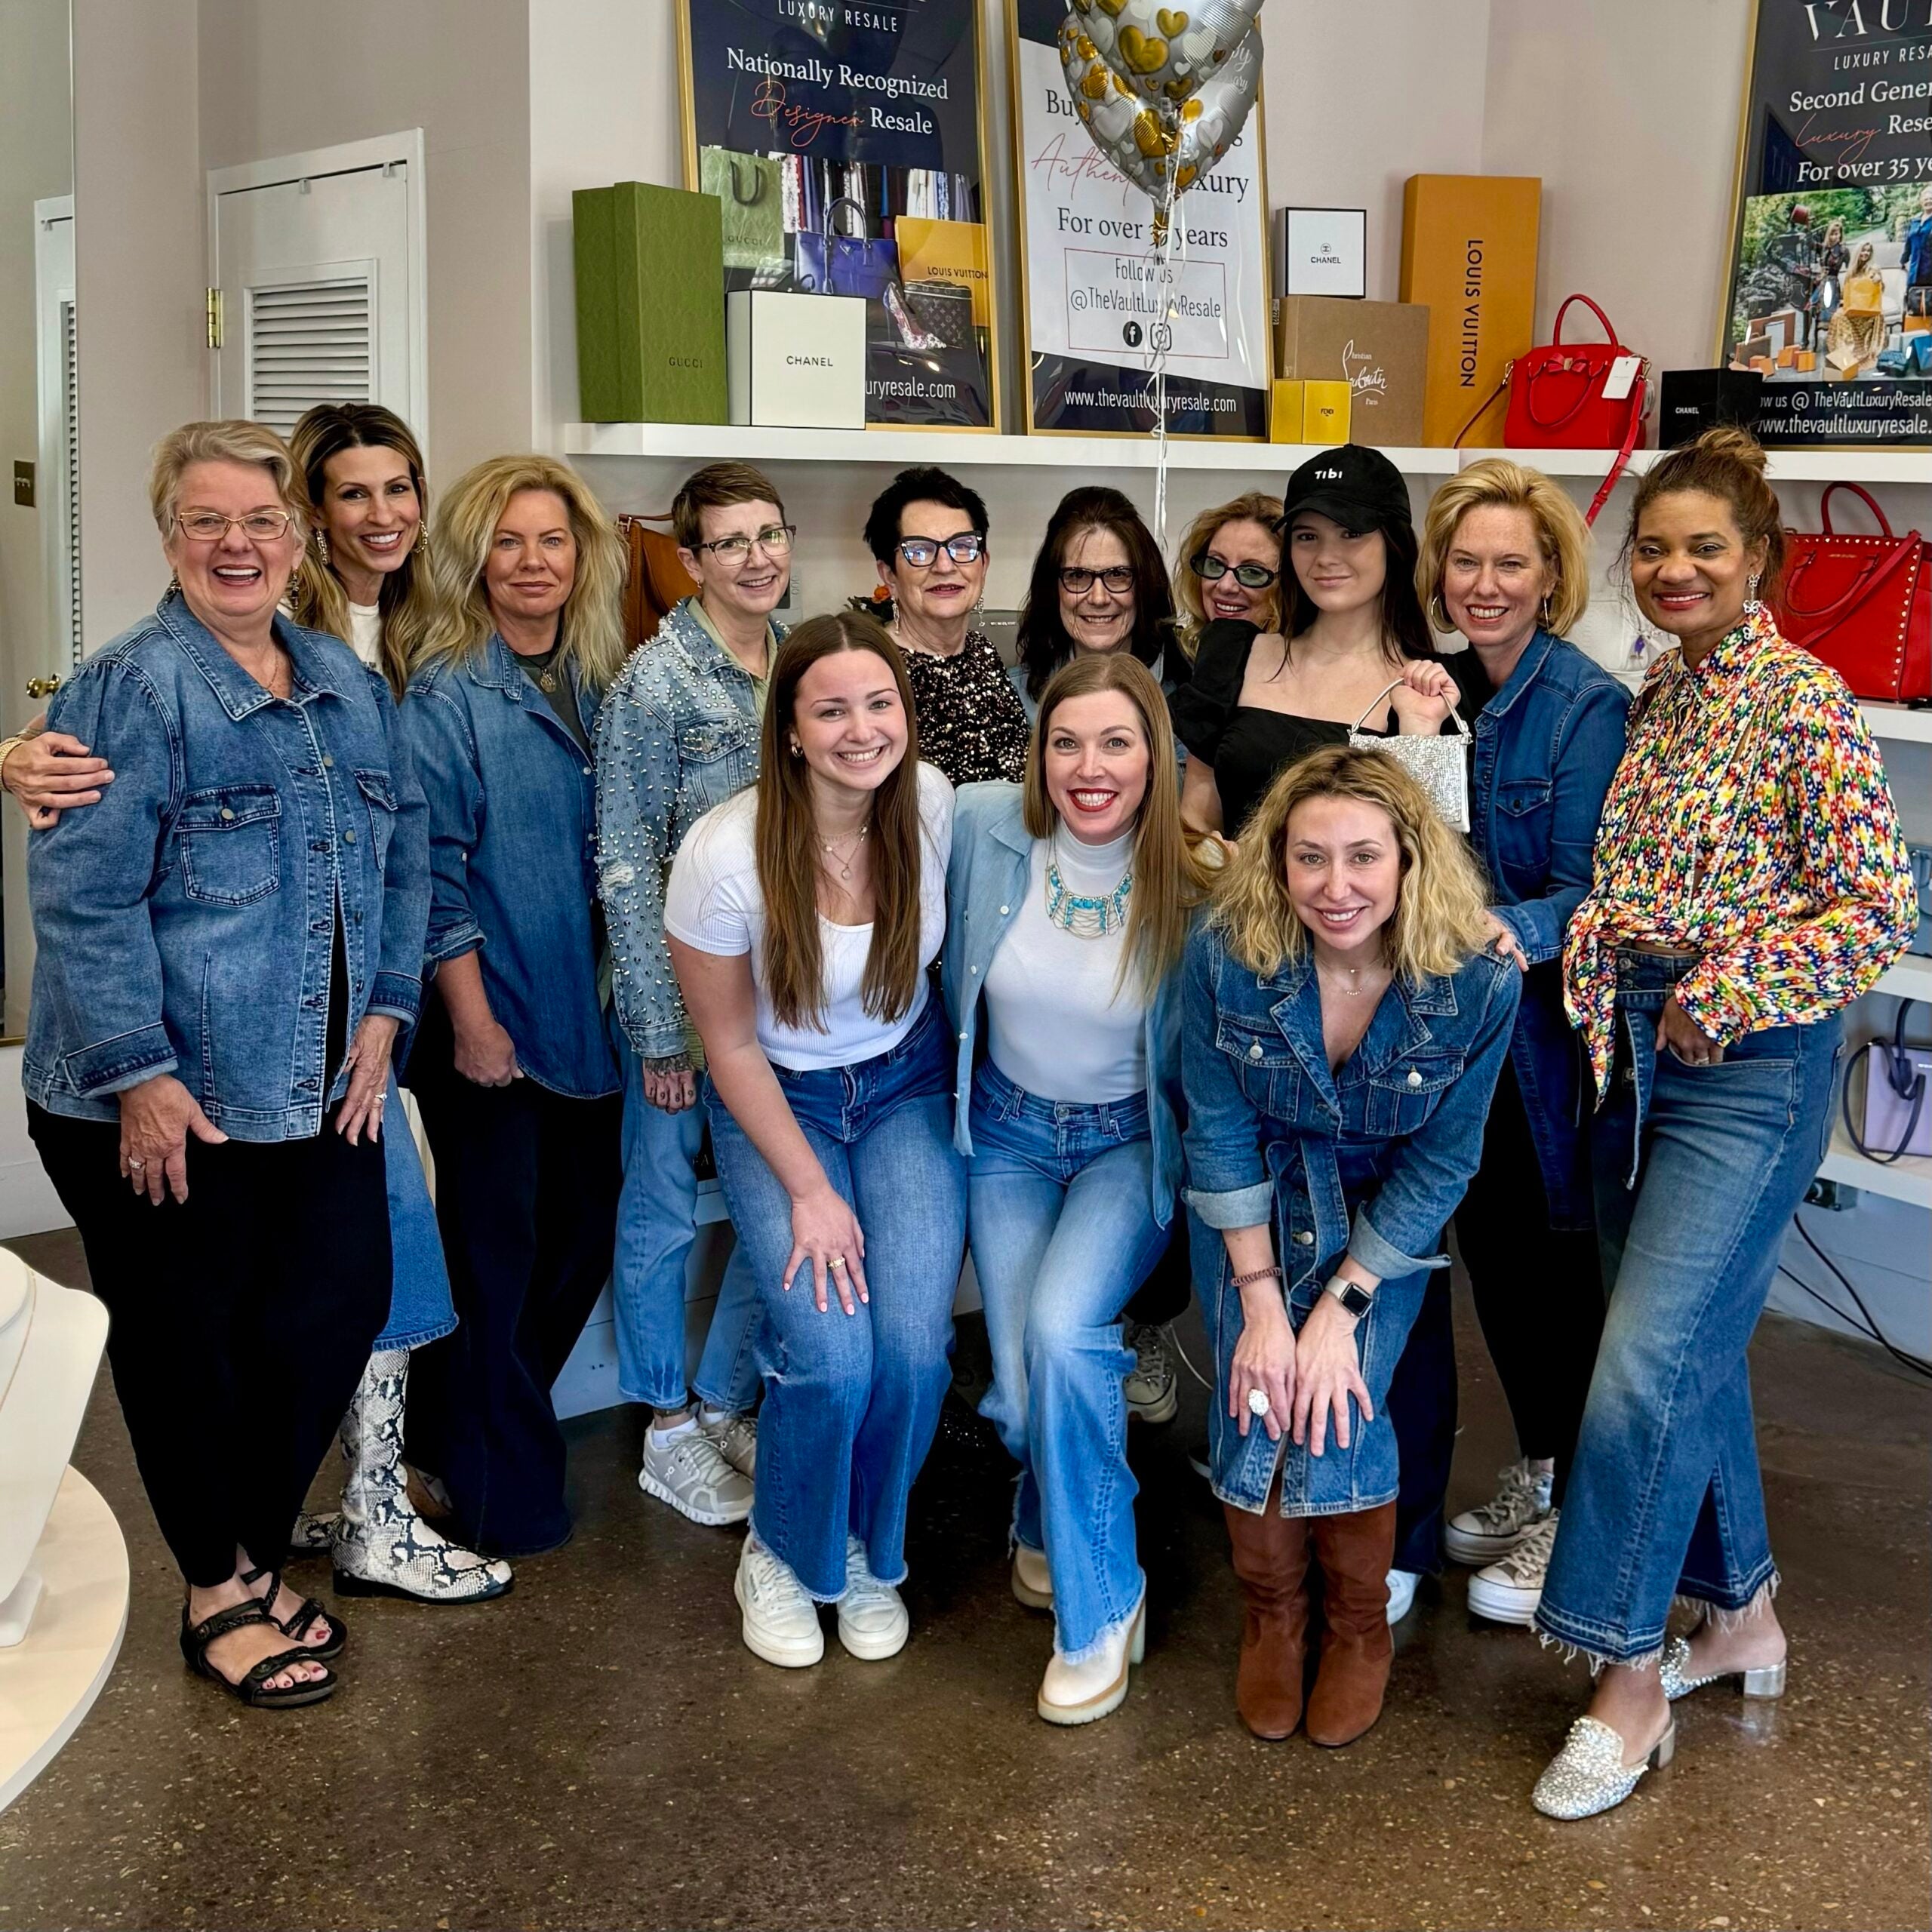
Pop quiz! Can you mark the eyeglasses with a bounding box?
[690,523,796,565]
[174,509,297,543]
[894,532,984,568]
[1059,565,1135,596]
[1190,551,1279,590]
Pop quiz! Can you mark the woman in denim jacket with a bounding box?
[401,455,628,1561]
[25,420,427,1709]
[1184,746,1518,1749]
[1378,463,1631,1626]
[942,654,1201,1725]
[595,463,789,1528]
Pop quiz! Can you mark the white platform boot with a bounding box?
[330,1350,514,1604]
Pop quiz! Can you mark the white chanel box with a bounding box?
[1275,207,1368,300]
[727,290,867,429]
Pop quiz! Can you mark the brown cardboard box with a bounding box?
[1273,297,1430,448]
[1400,174,1541,446]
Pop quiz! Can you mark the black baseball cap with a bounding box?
[1278,445,1414,538]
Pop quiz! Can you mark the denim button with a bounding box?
[321,755,334,768]
[219,807,234,821]
[1249,1042,1263,1060]
[1292,1229,1315,1246]
[343,829,357,844]
[998,905,1009,915]
[970,965,978,975]
[1407,1067,1422,1088]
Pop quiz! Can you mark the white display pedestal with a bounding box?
[0,1466,128,1812]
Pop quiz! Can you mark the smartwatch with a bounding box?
[1324,1275,1374,1319]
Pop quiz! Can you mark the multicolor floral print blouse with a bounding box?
[1564,607,1916,1097]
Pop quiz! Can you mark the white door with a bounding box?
[208,131,426,446]
[32,195,78,676]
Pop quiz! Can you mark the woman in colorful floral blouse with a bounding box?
[1531,429,1916,1820]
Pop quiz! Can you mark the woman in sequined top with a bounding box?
[863,466,1031,786]
[1529,429,1915,1823]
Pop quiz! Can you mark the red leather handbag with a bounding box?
[1780,483,1932,703]
[1457,294,1651,525]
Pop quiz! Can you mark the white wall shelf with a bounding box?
[1876,956,1932,1003]
[1862,703,1932,746]
[1457,447,1932,488]
[1820,1130,1932,1211]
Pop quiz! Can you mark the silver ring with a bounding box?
[1246,1387,1270,1417]
[127,1158,146,1170]
[373,1094,386,1105]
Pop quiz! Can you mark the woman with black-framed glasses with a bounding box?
[861,466,1030,786]
[1173,493,1284,660]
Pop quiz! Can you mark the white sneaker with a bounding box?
[1123,1322,1179,1425]
[1038,1601,1146,1726]
[1445,1457,1554,1564]
[837,1535,909,1660]
[1467,1510,1560,1626]
[640,1426,754,1527]
[1386,1567,1421,1625]
[700,1407,758,1479]
[1011,1543,1054,1611]
[734,1537,824,1667]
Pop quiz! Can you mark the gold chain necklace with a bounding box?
[821,823,871,883]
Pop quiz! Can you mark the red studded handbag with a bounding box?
[1780,484,1932,703]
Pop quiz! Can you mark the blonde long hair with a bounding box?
[1211,745,1491,982]
[1022,654,1204,997]
[1417,459,1592,638]
[1172,491,1284,655]
[756,613,925,1032]
[418,454,627,690]
[287,404,437,697]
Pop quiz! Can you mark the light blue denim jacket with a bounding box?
[403,635,617,1099]
[23,594,428,1140]
[1180,921,1520,1291]
[595,597,783,1061]
[940,783,1186,1228]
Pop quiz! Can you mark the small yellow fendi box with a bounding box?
[1303,381,1352,445]
[1269,380,1306,443]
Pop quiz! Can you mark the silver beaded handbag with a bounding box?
[1348,681,1472,832]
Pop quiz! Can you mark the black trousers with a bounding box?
[405,1004,622,1558]
[1124,1220,1192,1325]
[29,1100,389,1589]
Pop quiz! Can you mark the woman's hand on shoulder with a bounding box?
[1388,660,1458,734]
[1483,912,1528,973]
[2,730,112,827]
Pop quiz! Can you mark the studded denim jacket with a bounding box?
[1180,920,1520,1293]
[595,598,786,1061]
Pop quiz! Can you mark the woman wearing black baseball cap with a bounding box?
[1171,445,1459,850]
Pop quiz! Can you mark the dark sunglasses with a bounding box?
[1190,550,1279,590]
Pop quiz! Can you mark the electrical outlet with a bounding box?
[12,462,33,507]
[1804,1177,1857,1211]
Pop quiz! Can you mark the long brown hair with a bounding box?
[755,612,926,1032]
[1023,654,1204,998]
[287,403,435,697]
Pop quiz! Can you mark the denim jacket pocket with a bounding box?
[354,768,400,874]
[1363,1049,1466,1136]
[176,784,281,906]
[1214,1011,1302,1117]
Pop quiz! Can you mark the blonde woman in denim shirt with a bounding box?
[598,462,791,1529]
[402,456,627,1561]
[1183,747,1518,1749]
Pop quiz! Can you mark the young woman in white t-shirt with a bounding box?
[942,654,1201,1722]
[668,613,964,1669]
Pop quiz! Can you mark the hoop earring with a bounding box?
[1428,593,1451,632]
[1744,571,1763,617]
[788,737,804,757]
[1540,594,1552,628]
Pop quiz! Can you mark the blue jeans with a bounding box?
[706,999,966,1601]
[1537,950,1844,1666]
[374,1071,457,1352]
[613,1047,761,1413]
[965,1061,1168,1662]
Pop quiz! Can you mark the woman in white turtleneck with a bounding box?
[942,652,1201,1726]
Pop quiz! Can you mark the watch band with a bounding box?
[1324,1275,1374,1318]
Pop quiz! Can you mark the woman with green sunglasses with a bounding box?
[1173,492,1284,660]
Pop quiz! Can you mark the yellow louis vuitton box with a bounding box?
[895,217,989,330]
[1400,174,1541,446]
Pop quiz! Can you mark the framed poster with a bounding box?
[675,0,1003,432]
[1718,0,1932,445]
[1006,0,1271,438]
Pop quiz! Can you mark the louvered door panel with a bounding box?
[245,273,374,433]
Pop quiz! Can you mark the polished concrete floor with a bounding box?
[2,1226,1927,1932]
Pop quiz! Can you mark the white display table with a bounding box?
[0,1467,128,1813]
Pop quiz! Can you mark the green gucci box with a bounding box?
[573,182,728,423]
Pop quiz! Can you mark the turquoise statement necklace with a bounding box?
[1044,839,1134,939]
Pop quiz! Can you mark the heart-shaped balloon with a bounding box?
[1074,0,1263,105]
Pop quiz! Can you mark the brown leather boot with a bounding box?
[1306,1502,1397,1748]
[1222,1494,1312,1740]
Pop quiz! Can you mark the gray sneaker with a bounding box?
[1123,1321,1179,1425]
[1466,1510,1560,1626]
[1445,1457,1553,1564]
[700,1408,758,1479]
[639,1427,754,1527]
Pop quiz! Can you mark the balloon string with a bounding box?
[1149,134,1188,556]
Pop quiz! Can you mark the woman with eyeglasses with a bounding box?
[1174,493,1284,660]
[1011,488,1180,726]
[596,461,789,1529]
[862,466,1030,787]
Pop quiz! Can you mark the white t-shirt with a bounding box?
[665,761,954,1072]
[346,601,383,669]
[984,828,1149,1104]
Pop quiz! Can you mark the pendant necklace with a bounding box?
[822,822,871,883]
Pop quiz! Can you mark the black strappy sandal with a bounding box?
[241,1563,348,1661]
[179,1601,337,1709]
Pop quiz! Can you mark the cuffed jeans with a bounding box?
[374,1072,457,1352]
[1537,950,1843,1666]
[613,1046,761,1414]
[706,998,965,1601]
[966,1061,1168,1661]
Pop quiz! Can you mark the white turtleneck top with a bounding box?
[983,826,1149,1105]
